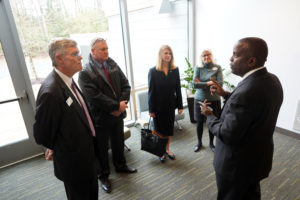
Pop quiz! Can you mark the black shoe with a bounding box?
[210,144,215,152]
[166,152,175,160]
[159,155,166,163]
[115,166,137,173]
[194,144,202,152]
[100,178,111,193]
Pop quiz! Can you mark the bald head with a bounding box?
[238,37,268,67]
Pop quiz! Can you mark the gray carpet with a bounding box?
[0,109,300,200]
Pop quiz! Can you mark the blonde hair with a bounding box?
[200,49,215,66]
[156,45,176,71]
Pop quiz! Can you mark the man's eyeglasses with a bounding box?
[202,54,211,57]
[66,52,81,58]
[98,47,108,51]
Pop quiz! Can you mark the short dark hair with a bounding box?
[239,37,268,66]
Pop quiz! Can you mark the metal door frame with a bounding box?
[0,0,43,168]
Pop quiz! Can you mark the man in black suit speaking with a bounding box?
[33,38,98,200]
[201,37,283,200]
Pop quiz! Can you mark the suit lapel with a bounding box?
[90,56,116,94]
[220,85,240,114]
[98,67,116,93]
[72,82,95,124]
[89,55,112,88]
[53,71,91,131]
[240,67,267,86]
[96,66,110,87]
[220,68,268,116]
[79,89,94,120]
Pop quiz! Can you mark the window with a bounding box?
[10,0,132,121]
[127,0,189,87]
[8,0,192,124]
[0,43,28,146]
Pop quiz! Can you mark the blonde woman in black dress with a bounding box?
[148,45,183,163]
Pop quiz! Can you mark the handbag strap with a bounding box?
[147,117,152,130]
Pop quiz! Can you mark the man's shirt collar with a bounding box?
[54,68,72,88]
[242,66,265,80]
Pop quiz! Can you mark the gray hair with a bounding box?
[48,38,77,67]
[90,37,106,49]
[200,49,215,66]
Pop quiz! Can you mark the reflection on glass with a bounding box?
[127,0,189,87]
[0,43,28,146]
[9,0,131,121]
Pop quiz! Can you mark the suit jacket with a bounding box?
[33,70,96,182]
[206,68,283,181]
[78,54,131,127]
[148,66,183,113]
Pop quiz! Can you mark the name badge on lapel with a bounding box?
[212,67,218,71]
[66,97,73,106]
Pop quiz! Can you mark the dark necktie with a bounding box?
[102,63,115,92]
[71,80,96,137]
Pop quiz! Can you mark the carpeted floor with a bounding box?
[0,109,300,200]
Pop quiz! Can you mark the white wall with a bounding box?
[195,0,300,134]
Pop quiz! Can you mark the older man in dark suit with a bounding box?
[33,38,98,200]
[201,37,283,200]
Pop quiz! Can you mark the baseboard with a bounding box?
[275,127,300,140]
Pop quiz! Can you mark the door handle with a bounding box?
[0,90,28,104]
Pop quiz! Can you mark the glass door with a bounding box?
[7,0,134,124]
[0,0,42,168]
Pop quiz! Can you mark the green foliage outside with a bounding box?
[6,0,108,79]
[12,4,108,57]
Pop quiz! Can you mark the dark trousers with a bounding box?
[216,173,261,200]
[95,119,126,179]
[64,177,98,200]
[194,100,221,145]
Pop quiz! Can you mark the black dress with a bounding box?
[148,66,183,136]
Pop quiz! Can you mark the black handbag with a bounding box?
[141,118,168,157]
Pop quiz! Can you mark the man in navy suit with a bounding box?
[201,37,283,200]
[34,38,98,200]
